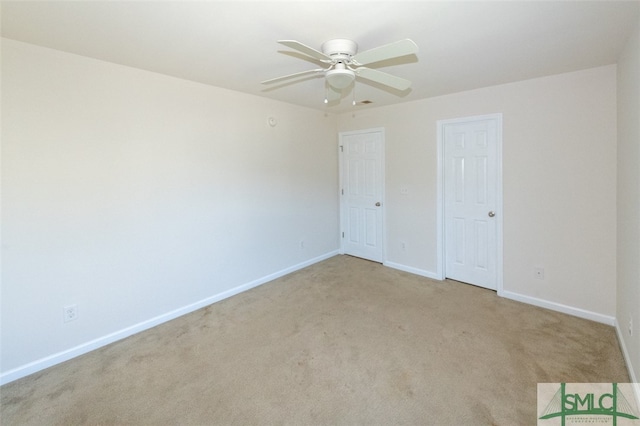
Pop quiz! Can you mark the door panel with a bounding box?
[340,130,384,263]
[444,119,497,289]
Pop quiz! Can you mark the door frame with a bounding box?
[338,127,386,262]
[436,114,504,295]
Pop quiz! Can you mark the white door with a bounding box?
[443,117,499,289]
[340,129,384,263]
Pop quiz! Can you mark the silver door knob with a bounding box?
[488,211,495,217]
[375,202,381,207]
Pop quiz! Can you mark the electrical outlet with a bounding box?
[63,305,78,323]
[534,267,545,280]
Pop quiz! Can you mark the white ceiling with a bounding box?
[2,1,639,113]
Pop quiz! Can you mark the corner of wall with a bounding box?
[615,15,640,386]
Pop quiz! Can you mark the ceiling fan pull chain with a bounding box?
[352,83,356,107]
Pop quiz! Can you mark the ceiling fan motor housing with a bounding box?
[321,39,358,60]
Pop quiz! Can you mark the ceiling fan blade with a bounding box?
[354,67,412,91]
[277,40,332,63]
[351,39,418,66]
[261,68,325,85]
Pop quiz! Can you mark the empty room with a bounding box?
[1,1,639,424]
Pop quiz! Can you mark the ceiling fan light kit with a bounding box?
[262,38,418,105]
[326,65,355,89]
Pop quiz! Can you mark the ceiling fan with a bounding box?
[261,38,418,104]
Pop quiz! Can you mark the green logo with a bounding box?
[538,383,639,425]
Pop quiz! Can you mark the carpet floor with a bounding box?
[0,255,630,425]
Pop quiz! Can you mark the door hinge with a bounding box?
[342,232,344,238]
[341,189,344,195]
[340,145,343,152]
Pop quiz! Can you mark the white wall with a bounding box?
[338,65,618,322]
[0,39,339,380]
[616,17,640,382]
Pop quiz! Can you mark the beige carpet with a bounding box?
[0,255,629,425]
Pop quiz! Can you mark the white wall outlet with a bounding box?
[63,304,78,323]
[400,186,409,195]
[533,267,545,280]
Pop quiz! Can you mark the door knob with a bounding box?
[375,202,381,207]
[488,211,495,217]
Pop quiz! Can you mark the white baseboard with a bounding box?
[0,250,339,386]
[383,261,439,280]
[382,264,615,325]
[614,319,640,410]
[500,290,616,326]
